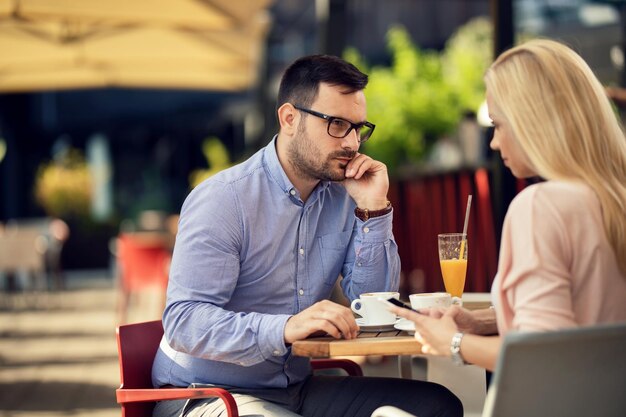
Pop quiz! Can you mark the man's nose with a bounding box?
[341,129,360,150]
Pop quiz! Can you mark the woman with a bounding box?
[392,39,626,371]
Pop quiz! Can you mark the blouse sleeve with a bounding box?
[497,186,578,331]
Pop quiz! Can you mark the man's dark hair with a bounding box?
[276,55,368,110]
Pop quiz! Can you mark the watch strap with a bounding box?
[450,332,467,366]
[354,201,392,221]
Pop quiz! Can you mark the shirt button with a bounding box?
[273,350,281,356]
[299,248,304,255]
[363,227,370,233]
[289,189,296,196]
[299,289,304,296]
[357,262,362,267]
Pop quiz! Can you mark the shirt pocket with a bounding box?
[317,230,352,286]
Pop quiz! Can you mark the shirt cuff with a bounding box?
[355,210,393,242]
[258,313,291,359]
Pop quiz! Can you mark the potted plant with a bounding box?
[344,17,492,174]
[34,147,92,222]
[34,147,117,269]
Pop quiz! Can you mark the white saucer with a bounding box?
[356,318,398,332]
[394,318,415,334]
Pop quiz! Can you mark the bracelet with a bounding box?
[450,332,466,366]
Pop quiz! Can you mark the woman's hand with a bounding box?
[392,305,502,369]
[420,306,498,336]
[391,306,459,356]
[419,306,476,333]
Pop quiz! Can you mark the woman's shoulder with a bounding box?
[510,180,599,216]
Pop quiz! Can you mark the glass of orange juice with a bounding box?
[438,233,468,301]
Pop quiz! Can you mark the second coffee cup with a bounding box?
[351,291,399,325]
[409,292,460,310]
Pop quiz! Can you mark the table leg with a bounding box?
[398,355,413,379]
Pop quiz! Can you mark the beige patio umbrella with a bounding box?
[0,0,273,92]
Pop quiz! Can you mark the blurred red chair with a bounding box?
[116,320,363,417]
[116,233,172,324]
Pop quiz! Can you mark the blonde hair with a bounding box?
[485,39,626,276]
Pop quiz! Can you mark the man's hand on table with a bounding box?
[284,300,359,344]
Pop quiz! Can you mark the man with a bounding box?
[152,55,462,417]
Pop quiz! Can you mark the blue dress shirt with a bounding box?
[152,136,400,389]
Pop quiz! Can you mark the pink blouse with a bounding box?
[491,181,626,335]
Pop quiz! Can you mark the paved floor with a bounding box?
[0,271,163,417]
[0,271,482,417]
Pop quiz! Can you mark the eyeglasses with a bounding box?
[293,105,375,143]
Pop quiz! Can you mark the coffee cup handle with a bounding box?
[351,299,364,317]
[451,296,463,306]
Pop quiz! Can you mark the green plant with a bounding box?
[34,148,92,220]
[442,17,493,116]
[345,18,492,173]
[189,137,232,188]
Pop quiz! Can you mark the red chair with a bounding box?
[116,233,172,323]
[116,320,363,417]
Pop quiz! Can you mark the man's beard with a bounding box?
[288,125,356,182]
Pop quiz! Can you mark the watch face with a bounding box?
[355,202,391,221]
[355,208,368,221]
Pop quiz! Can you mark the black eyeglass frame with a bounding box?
[293,105,375,143]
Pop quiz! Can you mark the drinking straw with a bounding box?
[459,195,472,260]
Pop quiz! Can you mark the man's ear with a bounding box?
[277,103,299,136]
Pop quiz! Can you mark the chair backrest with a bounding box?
[117,320,164,417]
[117,319,164,390]
[482,323,626,417]
[117,234,171,291]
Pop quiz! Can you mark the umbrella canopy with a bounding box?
[0,0,273,92]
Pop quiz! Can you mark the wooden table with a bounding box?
[293,329,419,378]
[292,293,492,378]
[293,330,419,358]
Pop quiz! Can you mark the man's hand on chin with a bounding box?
[342,153,389,209]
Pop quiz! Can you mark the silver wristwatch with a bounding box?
[450,332,466,366]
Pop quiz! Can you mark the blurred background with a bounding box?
[1,0,625,415]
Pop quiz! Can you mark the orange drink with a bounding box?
[438,233,468,300]
[440,259,467,298]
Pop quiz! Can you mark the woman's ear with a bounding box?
[277,103,299,136]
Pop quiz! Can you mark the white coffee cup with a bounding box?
[409,292,461,310]
[351,291,400,325]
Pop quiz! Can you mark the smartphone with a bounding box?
[378,297,420,313]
